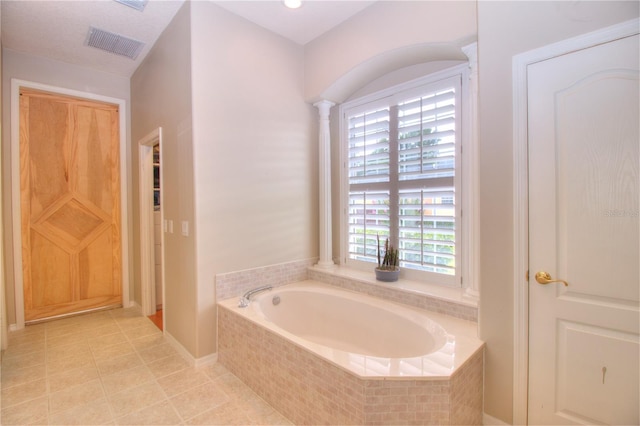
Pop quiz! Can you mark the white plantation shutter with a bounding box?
[347,105,392,260]
[348,106,390,185]
[345,75,461,282]
[399,188,456,275]
[348,190,389,261]
[397,89,456,182]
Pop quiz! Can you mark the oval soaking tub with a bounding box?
[253,284,447,359]
[217,280,484,425]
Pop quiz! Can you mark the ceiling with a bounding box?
[1,0,376,78]
[212,1,375,45]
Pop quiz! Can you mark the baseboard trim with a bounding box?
[164,330,195,366]
[483,412,511,425]
[163,330,217,368]
[195,352,218,367]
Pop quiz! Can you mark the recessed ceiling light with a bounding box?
[283,0,302,9]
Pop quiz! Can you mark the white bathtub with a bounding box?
[219,280,483,378]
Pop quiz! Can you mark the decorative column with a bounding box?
[461,42,480,300]
[314,100,336,268]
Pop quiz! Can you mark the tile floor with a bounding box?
[0,307,292,425]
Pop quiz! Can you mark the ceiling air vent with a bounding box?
[113,0,148,11]
[85,27,145,60]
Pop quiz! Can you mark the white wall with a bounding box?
[1,48,131,326]
[190,1,316,357]
[131,1,316,359]
[476,1,639,423]
[304,1,477,103]
[131,2,197,355]
[0,5,6,352]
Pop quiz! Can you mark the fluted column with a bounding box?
[462,42,480,300]
[314,100,336,268]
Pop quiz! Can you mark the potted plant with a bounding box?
[375,235,400,282]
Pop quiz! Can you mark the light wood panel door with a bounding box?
[20,88,122,322]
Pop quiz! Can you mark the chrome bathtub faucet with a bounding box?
[238,285,273,308]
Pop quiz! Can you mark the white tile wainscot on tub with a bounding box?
[217,280,484,425]
[308,265,478,322]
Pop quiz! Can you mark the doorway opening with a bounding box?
[138,128,164,331]
[147,143,163,330]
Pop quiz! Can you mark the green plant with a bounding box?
[377,235,399,271]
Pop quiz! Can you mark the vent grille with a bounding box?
[85,27,145,60]
[114,0,148,11]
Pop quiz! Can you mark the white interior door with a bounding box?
[528,33,639,425]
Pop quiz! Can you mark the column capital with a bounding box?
[461,42,477,63]
[461,42,478,77]
[313,99,336,116]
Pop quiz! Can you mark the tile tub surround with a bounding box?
[215,260,477,323]
[217,296,484,425]
[215,258,315,302]
[309,266,478,322]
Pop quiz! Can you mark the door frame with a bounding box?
[10,79,131,329]
[511,18,640,424]
[138,128,164,318]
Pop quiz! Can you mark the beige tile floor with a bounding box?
[0,307,292,425]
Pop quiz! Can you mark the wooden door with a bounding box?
[527,34,639,424]
[20,88,122,322]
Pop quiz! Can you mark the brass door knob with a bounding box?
[535,271,568,287]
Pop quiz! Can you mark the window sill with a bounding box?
[308,264,478,312]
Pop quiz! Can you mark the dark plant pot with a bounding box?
[375,267,400,282]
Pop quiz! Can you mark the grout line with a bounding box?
[109,307,183,425]
[3,307,292,426]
